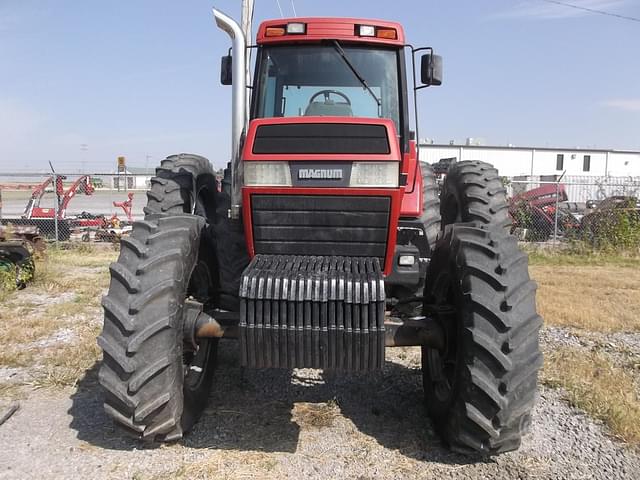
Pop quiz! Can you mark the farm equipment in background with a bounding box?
[581,196,640,245]
[75,193,135,242]
[0,190,39,289]
[98,8,542,456]
[0,241,35,289]
[23,174,95,220]
[509,183,580,241]
[0,224,45,253]
[113,192,134,223]
[16,173,94,240]
[1,195,35,288]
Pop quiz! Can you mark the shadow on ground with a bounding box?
[68,341,484,466]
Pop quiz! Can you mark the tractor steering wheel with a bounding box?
[308,89,352,106]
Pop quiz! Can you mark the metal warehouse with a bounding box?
[419,143,640,178]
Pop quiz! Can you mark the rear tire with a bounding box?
[422,224,542,455]
[392,163,441,304]
[419,162,441,254]
[144,153,217,219]
[440,160,511,231]
[145,154,248,310]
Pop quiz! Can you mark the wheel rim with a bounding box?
[441,191,461,226]
[426,272,459,404]
[183,206,217,392]
[188,178,217,223]
[184,339,215,391]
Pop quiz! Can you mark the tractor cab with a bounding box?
[219,17,442,283]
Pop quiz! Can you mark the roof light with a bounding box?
[286,22,306,34]
[376,28,397,39]
[358,25,375,37]
[265,26,286,37]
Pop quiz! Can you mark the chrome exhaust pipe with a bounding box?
[213,7,246,218]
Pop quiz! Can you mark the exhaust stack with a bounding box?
[213,8,247,218]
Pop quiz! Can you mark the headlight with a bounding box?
[350,162,399,188]
[244,161,292,186]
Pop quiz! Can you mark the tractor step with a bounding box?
[239,255,385,370]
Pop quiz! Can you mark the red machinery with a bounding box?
[98,11,542,457]
[23,175,95,220]
[112,192,134,223]
[509,183,579,240]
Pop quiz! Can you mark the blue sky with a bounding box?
[0,0,639,172]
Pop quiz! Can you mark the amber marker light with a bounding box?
[376,28,397,39]
[265,26,286,37]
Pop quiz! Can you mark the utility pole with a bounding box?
[80,144,88,174]
[241,0,254,120]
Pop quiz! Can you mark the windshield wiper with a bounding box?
[331,40,381,109]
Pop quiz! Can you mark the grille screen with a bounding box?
[252,123,390,154]
[251,195,390,261]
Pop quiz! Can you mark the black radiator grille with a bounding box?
[251,195,390,261]
[252,123,390,154]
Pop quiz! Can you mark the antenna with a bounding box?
[291,0,297,16]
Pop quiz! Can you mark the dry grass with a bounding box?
[527,248,640,268]
[144,451,280,480]
[543,347,640,444]
[0,381,25,400]
[292,400,340,429]
[531,263,640,332]
[32,322,103,388]
[0,244,116,392]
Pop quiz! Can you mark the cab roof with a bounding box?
[256,17,405,46]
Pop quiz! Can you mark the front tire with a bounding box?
[422,224,542,455]
[99,214,217,441]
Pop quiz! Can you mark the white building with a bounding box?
[419,143,640,178]
[109,168,154,190]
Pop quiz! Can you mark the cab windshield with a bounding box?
[253,44,401,133]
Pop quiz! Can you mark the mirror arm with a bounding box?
[404,44,433,164]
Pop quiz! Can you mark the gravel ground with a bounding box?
[541,325,640,395]
[1,343,638,480]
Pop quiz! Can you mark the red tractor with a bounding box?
[99,10,542,455]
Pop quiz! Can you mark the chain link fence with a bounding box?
[506,175,640,246]
[0,172,151,244]
[1,171,639,249]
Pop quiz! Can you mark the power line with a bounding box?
[538,0,640,23]
[275,0,284,18]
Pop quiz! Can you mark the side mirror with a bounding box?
[220,55,232,85]
[420,54,443,86]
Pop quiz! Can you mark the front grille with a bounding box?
[252,123,390,154]
[251,195,390,262]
